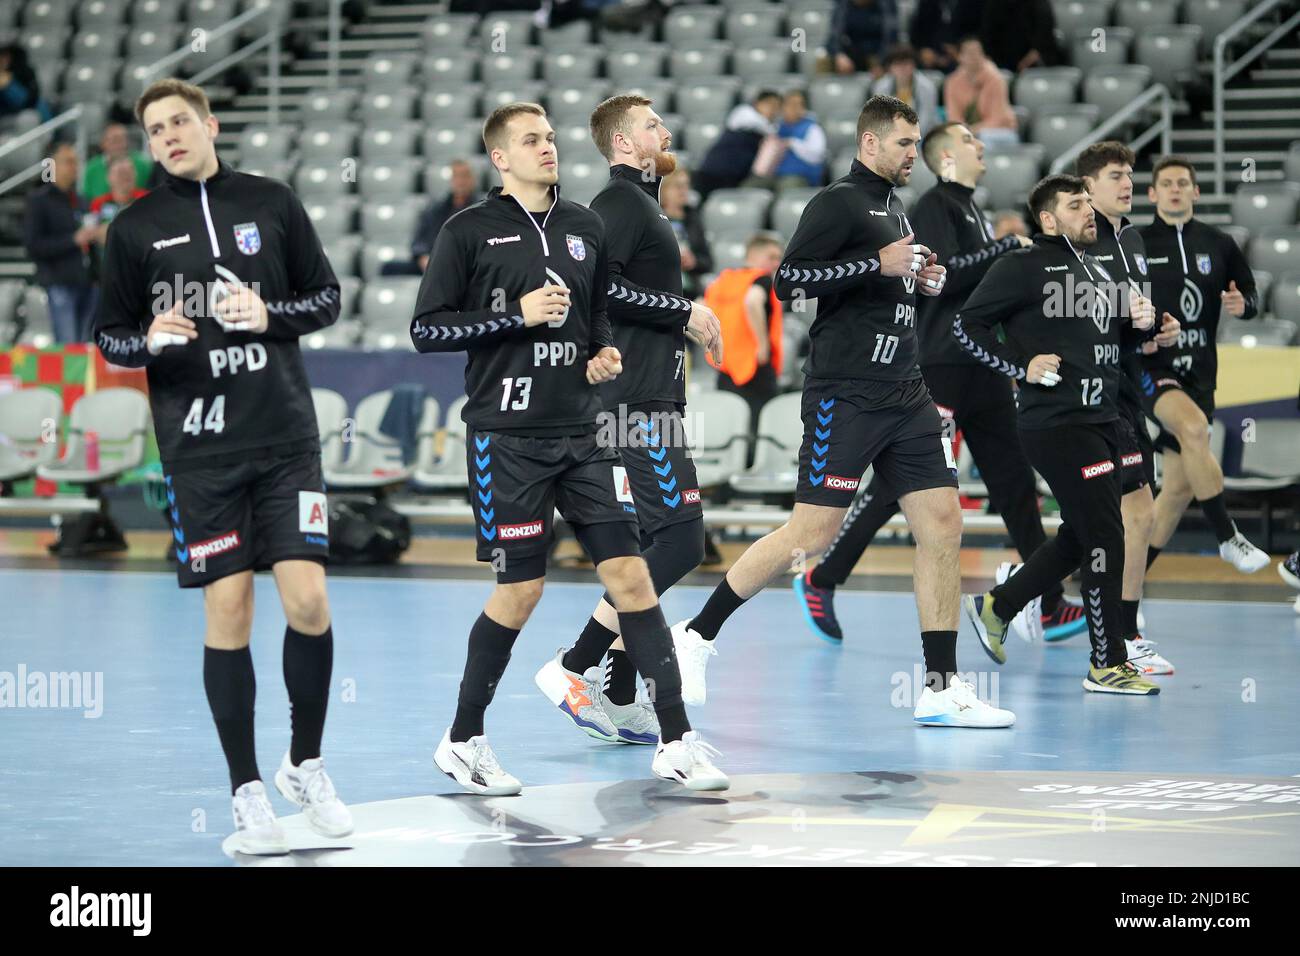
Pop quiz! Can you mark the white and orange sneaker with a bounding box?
[534,649,619,742]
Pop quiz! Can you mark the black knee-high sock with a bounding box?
[283,625,333,766]
[1146,545,1162,570]
[618,606,690,742]
[204,646,260,794]
[563,618,618,674]
[689,578,746,641]
[604,649,637,705]
[1121,599,1140,639]
[1198,493,1236,543]
[921,631,958,691]
[451,613,520,742]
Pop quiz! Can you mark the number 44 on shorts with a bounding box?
[182,395,226,435]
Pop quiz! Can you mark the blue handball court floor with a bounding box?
[3,569,1299,866]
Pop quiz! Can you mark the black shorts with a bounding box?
[467,429,640,582]
[613,403,704,536]
[795,376,958,508]
[1138,364,1214,455]
[1114,409,1150,494]
[166,451,330,589]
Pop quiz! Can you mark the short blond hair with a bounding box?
[482,101,547,153]
[135,78,211,126]
[589,93,653,162]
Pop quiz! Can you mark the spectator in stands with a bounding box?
[0,43,52,123]
[660,166,713,299]
[81,123,153,204]
[24,143,99,344]
[89,155,149,225]
[828,0,900,77]
[411,159,482,272]
[871,45,940,135]
[771,90,828,190]
[909,0,985,73]
[993,208,1030,239]
[704,232,786,450]
[944,36,1019,150]
[980,0,1062,72]
[694,90,781,199]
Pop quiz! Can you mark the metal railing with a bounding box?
[1213,0,1300,194]
[1048,84,1173,175]
[329,0,345,89]
[139,4,282,126]
[0,106,88,197]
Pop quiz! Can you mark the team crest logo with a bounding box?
[1134,254,1148,276]
[1093,263,1111,282]
[1196,253,1211,275]
[566,234,586,261]
[233,222,261,255]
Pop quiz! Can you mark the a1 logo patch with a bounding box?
[299,491,329,534]
[612,465,635,504]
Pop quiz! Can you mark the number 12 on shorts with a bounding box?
[182,395,226,434]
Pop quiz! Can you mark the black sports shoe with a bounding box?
[1279,551,1300,590]
[794,569,843,643]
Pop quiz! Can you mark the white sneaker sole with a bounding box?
[652,763,730,791]
[533,659,619,742]
[234,830,290,856]
[1222,548,1268,574]
[273,770,354,838]
[1134,662,1174,676]
[913,710,1015,728]
[434,745,522,796]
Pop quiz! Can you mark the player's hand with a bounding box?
[586,346,622,384]
[146,301,197,355]
[1221,279,1246,317]
[1154,311,1181,348]
[1026,353,1062,386]
[521,284,571,327]
[1128,286,1156,330]
[686,300,724,365]
[917,253,946,295]
[879,233,932,277]
[211,281,268,333]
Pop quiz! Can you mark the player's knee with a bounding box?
[205,593,253,647]
[501,577,545,615]
[1123,492,1155,539]
[282,584,330,634]
[601,555,656,608]
[917,495,963,551]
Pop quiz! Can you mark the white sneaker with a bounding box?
[1137,602,1146,631]
[1220,532,1269,573]
[996,563,1042,643]
[533,649,619,742]
[274,752,353,837]
[434,729,522,796]
[994,561,1020,586]
[913,676,1016,728]
[652,730,729,790]
[671,619,716,706]
[231,780,289,855]
[1126,637,1174,676]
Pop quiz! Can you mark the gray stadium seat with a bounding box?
[982,147,1045,210]
[360,123,420,161]
[125,25,179,58]
[301,89,358,123]
[360,91,416,123]
[1083,65,1153,118]
[665,6,726,46]
[732,42,793,80]
[1013,67,1082,113]
[605,47,667,79]
[1030,104,1100,163]
[300,123,358,162]
[422,88,482,125]
[687,389,752,489]
[359,281,421,333]
[359,159,421,201]
[1135,27,1203,89]
[304,196,358,244]
[359,240,410,279]
[323,389,415,486]
[424,50,480,84]
[682,119,722,154]
[539,19,594,51]
[563,159,607,206]
[362,201,422,244]
[710,235,749,270]
[130,0,173,27]
[702,188,772,237]
[323,236,362,280]
[547,84,612,125]
[480,49,541,85]
[0,386,64,483]
[336,276,362,322]
[771,188,819,238]
[1231,183,1300,230]
[619,80,676,113]
[1070,26,1132,73]
[730,391,804,494]
[677,78,741,124]
[725,5,786,43]
[78,0,124,26]
[479,12,536,51]
[1271,272,1300,325]
[311,388,349,471]
[824,118,861,155]
[554,124,605,167]
[1222,224,1250,252]
[424,13,478,50]
[424,123,484,164]
[1250,229,1300,278]
[37,388,150,486]
[809,76,872,123]
[16,287,51,346]
[62,64,119,103]
[189,0,239,27]
[1183,0,1248,52]
[427,156,492,194]
[1284,143,1300,184]
[670,45,733,81]
[363,54,418,90]
[541,48,602,84]
[481,82,547,114]
[413,395,470,492]
[1223,420,1300,493]
[1051,0,1116,35]
[238,126,293,167]
[295,162,353,199]
[242,160,296,184]
[21,27,67,59]
[1115,0,1178,30]
[22,0,71,28]
[907,156,939,195]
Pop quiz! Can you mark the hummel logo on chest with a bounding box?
[486,235,522,246]
[1044,265,1069,272]
[152,234,191,250]
[868,209,888,216]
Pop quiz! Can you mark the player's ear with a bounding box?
[1147,185,1157,203]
